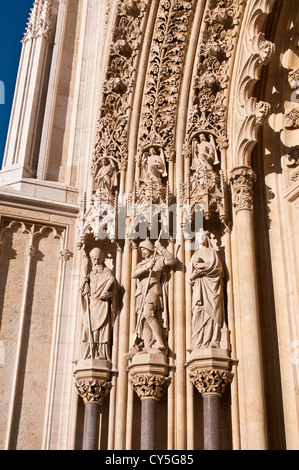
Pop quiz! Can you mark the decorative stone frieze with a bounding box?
[230,166,257,212]
[129,374,171,401]
[190,369,234,397]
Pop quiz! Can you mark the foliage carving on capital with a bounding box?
[230,166,257,212]
[75,378,112,405]
[129,374,171,401]
[190,368,234,397]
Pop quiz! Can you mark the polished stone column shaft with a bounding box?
[83,403,101,450]
[203,394,220,450]
[141,399,157,450]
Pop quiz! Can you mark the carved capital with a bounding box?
[190,368,234,397]
[230,166,256,212]
[129,374,171,401]
[75,378,112,405]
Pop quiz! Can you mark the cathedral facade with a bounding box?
[0,0,298,450]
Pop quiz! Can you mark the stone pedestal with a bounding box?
[74,359,113,450]
[186,348,235,451]
[128,353,171,450]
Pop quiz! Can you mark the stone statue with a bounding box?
[131,238,176,354]
[191,134,219,171]
[80,247,117,361]
[141,147,168,181]
[95,158,118,192]
[187,230,225,350]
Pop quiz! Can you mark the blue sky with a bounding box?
[0,1,34,168]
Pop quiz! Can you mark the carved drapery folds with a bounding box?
[22,0,52,43]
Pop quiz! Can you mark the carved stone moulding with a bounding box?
[73,359,113,405]
[230,165,257,213]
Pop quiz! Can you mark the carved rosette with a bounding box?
[190,369,234,397]
[230,166,257,213]
[75,378,112,405]
[129,374,172,401]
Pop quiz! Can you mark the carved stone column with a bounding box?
[229,166,268,449]
[128,354,171,450]
[187,348,234,450]
[74,359,112,450]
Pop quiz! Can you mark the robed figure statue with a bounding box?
[187,230,225,350]
[80,247,117,361]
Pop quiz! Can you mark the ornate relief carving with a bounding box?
[189,368,234,397]
[93,0,148,176]
[284,108,299,129]
[59,249,72,262]
[230,166,257,212]
[75,378,112,405]
[180,133,228,224]
[22,0,52,43]
[185,0,245,151]
[137,0,194,160]
[186,230,225,350]
[129,373,171,401]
